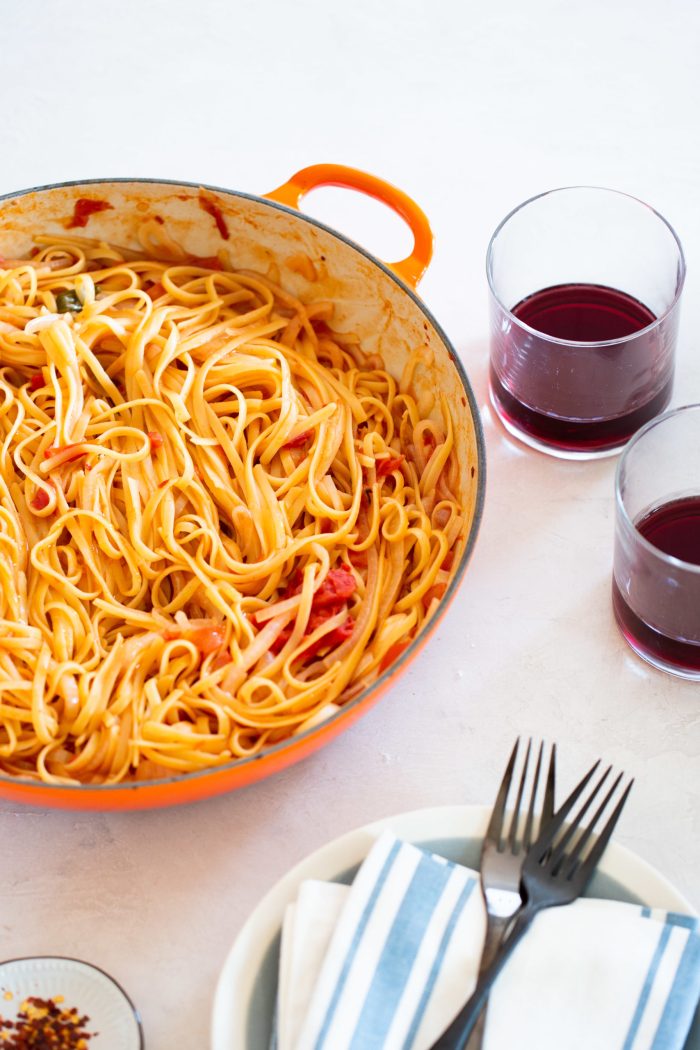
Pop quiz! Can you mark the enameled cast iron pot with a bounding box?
[0,164,486,809]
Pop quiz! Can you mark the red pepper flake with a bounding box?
[148,430,164,452]
[158,479,169,489]
[0,994,95,1047]
[198,193,230,240]
[66,197,113,229]
[29,373,44,391]
[282,429,312,450]
[154,214,165,225]
[376,454,405,478]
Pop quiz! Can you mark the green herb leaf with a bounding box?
[56,290,83,313]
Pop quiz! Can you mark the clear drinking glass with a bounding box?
[613,405,700,679]
[487,187,685,459]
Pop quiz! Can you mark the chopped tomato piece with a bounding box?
[441,551,455,571]
[198,194,230,240]
[29,373,44,391]
[299,615,354,660]
[30,488,51,511]
[188,624,227,654]
[311,566,356,608]
[379,640,411,674]
[280,569,304,601]
[376,454,405,478]
[283,429,312,450]
[44,443,87,463]
[270,612,354,657]
[163,623,226,655]
[421,583,447,611]
[67,198,113,229]
[148,430,164,452]
[269,566,357,657]
[269,626,291,655]
[187,255,221,270]
[332,615,354,644]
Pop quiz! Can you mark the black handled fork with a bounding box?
[430,760,634,1050]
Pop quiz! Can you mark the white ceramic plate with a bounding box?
[0,956,143,1048]
[211,804,699,1050]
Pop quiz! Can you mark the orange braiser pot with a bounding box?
[0,164,486,809]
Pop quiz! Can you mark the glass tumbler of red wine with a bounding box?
[613,405,700,679]
[487,187,685,458]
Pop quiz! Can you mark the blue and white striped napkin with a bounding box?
[274,832,700,1050]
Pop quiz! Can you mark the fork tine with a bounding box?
[560,771,623,877]
[548,765,612,875]
[542,743,556,827]
[507,738,532,851]
[522,741,543,852]
[567,778,634,885]
[530,758,601,863]
[485,738,519,844]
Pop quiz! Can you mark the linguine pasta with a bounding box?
[0,228,465,784]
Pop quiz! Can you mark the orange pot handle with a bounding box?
[264,164,433,289]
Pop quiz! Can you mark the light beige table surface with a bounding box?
[1,1,699,1047]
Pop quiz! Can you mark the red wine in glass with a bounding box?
[613,496,700,674]
[490,283,674,453]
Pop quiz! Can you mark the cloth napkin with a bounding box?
[274,832,700,1050]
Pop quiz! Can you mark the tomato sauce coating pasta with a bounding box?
[0,231,466,784]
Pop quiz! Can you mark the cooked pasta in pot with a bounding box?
[0,229,466,784]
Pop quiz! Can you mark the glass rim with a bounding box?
[615,403,700,576]
[485,185,687,349]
